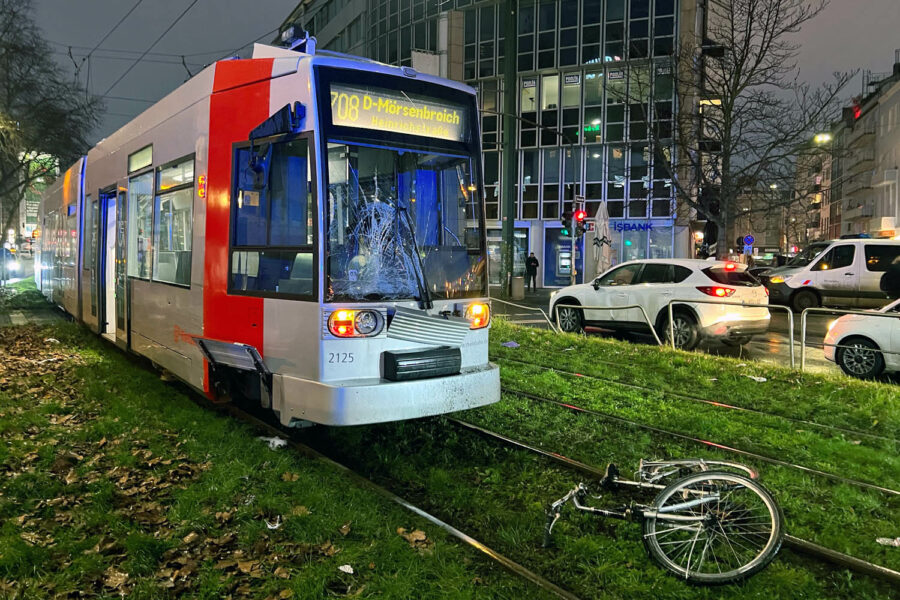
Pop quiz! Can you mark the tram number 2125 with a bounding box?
[328,352,355,364]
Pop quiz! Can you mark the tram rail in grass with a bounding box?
[220,404,582,600]
[490,355,899,447]
[446,417,900,587]
[498,387,900,497]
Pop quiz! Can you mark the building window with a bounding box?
[607,145,626,217]
[484,151,500,220]
[518,1,535,71]
[542,148,560,219]
[153,157,194,286]
[522,149,539,219]
[230,137,314,297]
[582,0,602,64]
[127,171,154,279]
[605,0,625,61]
[537,1,556,69]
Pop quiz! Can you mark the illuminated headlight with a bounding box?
[328,309,383,337]
[465,302,490,329]
[769,275,790,284]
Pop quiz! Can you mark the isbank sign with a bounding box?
[613,222,654,232]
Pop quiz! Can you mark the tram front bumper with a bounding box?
[271,364,500,426]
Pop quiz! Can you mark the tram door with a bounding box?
[98,188,117,340]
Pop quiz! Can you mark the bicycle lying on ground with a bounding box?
[543,459,784,584]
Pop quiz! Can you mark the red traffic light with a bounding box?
[574,209,587,222]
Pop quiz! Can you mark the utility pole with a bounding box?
[499,0,517,297]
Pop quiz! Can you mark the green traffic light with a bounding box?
[561,228,570,236]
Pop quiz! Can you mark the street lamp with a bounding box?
[813,132,833,144]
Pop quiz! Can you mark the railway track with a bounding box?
[446,417,900,587]
[500,386,900,497]
[492,355,900,447]
[218,403,581,600]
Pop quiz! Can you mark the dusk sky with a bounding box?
[32,0,900,144]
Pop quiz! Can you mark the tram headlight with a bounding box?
[328,309,383,337]
[465,302,490,329]
[354,310,380,335]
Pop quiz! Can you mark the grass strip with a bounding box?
[488,319,899,440]
[0,322,546,599]
[307,416,897,600]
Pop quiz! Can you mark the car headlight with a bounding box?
[354,310,379,335]
[769,275,791,284]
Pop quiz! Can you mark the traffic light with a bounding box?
[574,208,587,237]
[560,210,572,236]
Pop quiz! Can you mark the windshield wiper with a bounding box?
[398,203,433,309]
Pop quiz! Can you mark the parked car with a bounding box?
[1,248,21,278]
[758,239,900,312]
[823,298,900,379]
[549,259,770,350]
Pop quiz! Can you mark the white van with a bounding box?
[759,239,900,311]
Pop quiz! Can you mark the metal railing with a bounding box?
[553,303,663,346]
[800,307,900,371]
[666,299,795,368]
[490,297,558,333]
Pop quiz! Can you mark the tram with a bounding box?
[36,34,499,426]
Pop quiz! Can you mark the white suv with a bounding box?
[549,259,770,349]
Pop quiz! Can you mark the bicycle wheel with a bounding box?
[641,471,783,584]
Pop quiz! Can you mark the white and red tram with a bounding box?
[37,38,499,426]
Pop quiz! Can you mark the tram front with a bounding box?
[301,64,499,425]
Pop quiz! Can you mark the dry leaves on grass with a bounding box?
[397,527,434,553]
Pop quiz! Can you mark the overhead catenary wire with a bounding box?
[102,0,202,96]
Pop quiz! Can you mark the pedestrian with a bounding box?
[525,251,539,292]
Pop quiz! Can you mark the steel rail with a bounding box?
[447,418,900,587]
[500,388,900,497]
[491,354,900,446]
[221,405,582,600]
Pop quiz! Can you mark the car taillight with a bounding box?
[328,309,383,337]
[724,262,736,271]
[465,302,490,329]
[696,286,735,298]
[764,287,769,296]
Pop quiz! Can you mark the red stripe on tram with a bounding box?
[202,58,274,394]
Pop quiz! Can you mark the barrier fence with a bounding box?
[553,303,663,346]
[799,307,900,371]
[490,297,559,333]
[666,300,795,368]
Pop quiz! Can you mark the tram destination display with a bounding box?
[330,83,468,142]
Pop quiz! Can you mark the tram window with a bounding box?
[153,157,194,286]
[127,171,154,279]
[229,137,314,298]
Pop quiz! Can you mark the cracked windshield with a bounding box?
[326,142,485,302]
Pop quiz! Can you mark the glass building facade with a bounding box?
[282,0,693,286]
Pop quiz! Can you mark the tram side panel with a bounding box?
[119,101,209,390]
[39,158,85,314]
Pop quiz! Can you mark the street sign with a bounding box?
[743,244,753,255]
[743,234,755,245]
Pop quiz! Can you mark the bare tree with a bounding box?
[0,0,101,240]
[639,0,852,257]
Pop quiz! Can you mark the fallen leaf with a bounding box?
[290,505,310,517]
[98,437,107,448]
[281,472,299,482]
[182,531,199,545]
[279,590,294,599]
[397,527,433,553]
[338,564,354,575]
[274,566,290,579]
[215,511,233,523]
[64,469,78,485]
[265,515,282,530]
[339,521,351,536]
[103,567,129,588]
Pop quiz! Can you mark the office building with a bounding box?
[279,0,701,286]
